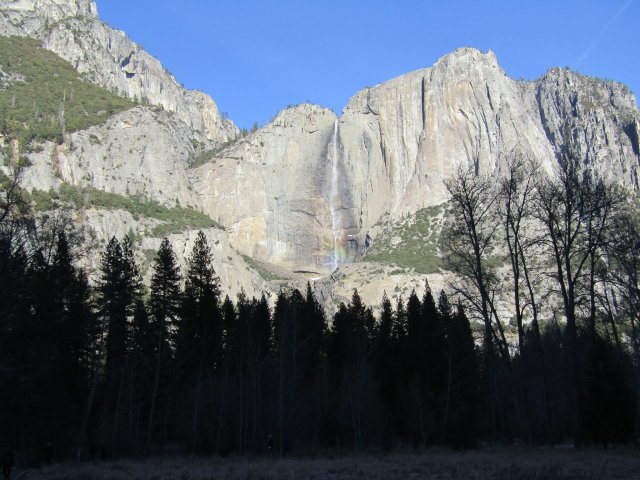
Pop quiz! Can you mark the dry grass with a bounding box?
[19,447,640,479]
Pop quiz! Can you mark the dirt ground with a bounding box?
[17,447,640,479]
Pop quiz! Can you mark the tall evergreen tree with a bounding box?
[175,231,222,452]
[443,300,479,448]
[273,287,326,452]
[147,238,182,450]
[128,299,154,454]
[99,237,142,392]
[302,283,326,381]
[96,236,143,454]
[230,291,273,452]
[403,289,430,445]
[374,292,396,448]
[216,294,237,452]
[328,290,376,449]
[177,231,222,377]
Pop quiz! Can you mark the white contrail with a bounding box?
[574,0,633,68]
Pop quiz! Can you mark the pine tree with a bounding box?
[221,294,236,365]
[403,289,430,445]
[147,238,182,450]
[215,294,236,452]
[250,294,273,450]
[329,290,376,449]
[149,238,182,336]
[176,231,222,452]
[27,232,91,450]
[374,292,396,449]
[273,290,298,454]
[302,283,326,380]
[443,299,479,448]
[177,231,222,376]
[129,299,154,453]
[99,237,141,390]
[273,287,326,452]
[230,291,273,452]
[392,297,407,345]
[405,289,422,369]
[50,232,77,379]
[96,236,143,453]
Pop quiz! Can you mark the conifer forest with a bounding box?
[2,153,640,464]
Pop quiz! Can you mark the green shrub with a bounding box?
[188,137,241,168]
[366,203,448,274]
[240,254,288,281]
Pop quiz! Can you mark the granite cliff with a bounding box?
[193,48,639,276]
[1,0,639,306]
[0,0,237,144]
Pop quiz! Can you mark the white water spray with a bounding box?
[330,119,339,271]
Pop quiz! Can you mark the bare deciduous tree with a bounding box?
[443,167,509,364]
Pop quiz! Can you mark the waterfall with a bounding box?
[330,119,339,271]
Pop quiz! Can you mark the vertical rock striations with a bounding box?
[191,48,638,272]
[189,104,349,273]
[534,67,640,187]
[1,1,638,278]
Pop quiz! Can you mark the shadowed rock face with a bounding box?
[191,48,639,272]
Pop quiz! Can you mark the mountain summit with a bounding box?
[0,0,237,143]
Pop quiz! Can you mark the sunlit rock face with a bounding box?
[189,104,362,275]
[23,107,204,210]
[0,0,237,144]
[534,67,640,187]
[191,48,639,272]
[2,0,638,289]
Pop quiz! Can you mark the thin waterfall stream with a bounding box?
[330,119,339,271]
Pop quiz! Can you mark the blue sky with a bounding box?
[97,0,638,130]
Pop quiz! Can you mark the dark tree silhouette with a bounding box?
[442,300,479,448]
[175,231,222,452]
[147,238,182,451]
[96,235,143,455]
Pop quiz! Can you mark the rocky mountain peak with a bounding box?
[539,66,637,109]
[2,0,97,22]
[434,46,498,66]
[429,47,505,87]
[269,103,336,129]
[0,0,237,145]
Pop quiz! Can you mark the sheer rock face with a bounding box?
[23,106,204,210]
[339,48,556,229]
[194,48,639,271]
[2,0,639,297]
[534,68,640,187]
[189,104,347,273]
[0,0,237,144]
[339,48,639,232]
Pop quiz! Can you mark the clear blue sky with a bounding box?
[97,0,638,130]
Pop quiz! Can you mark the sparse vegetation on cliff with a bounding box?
[30,183,222,235]
[0,35,134,150]
[366,204,447,274]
